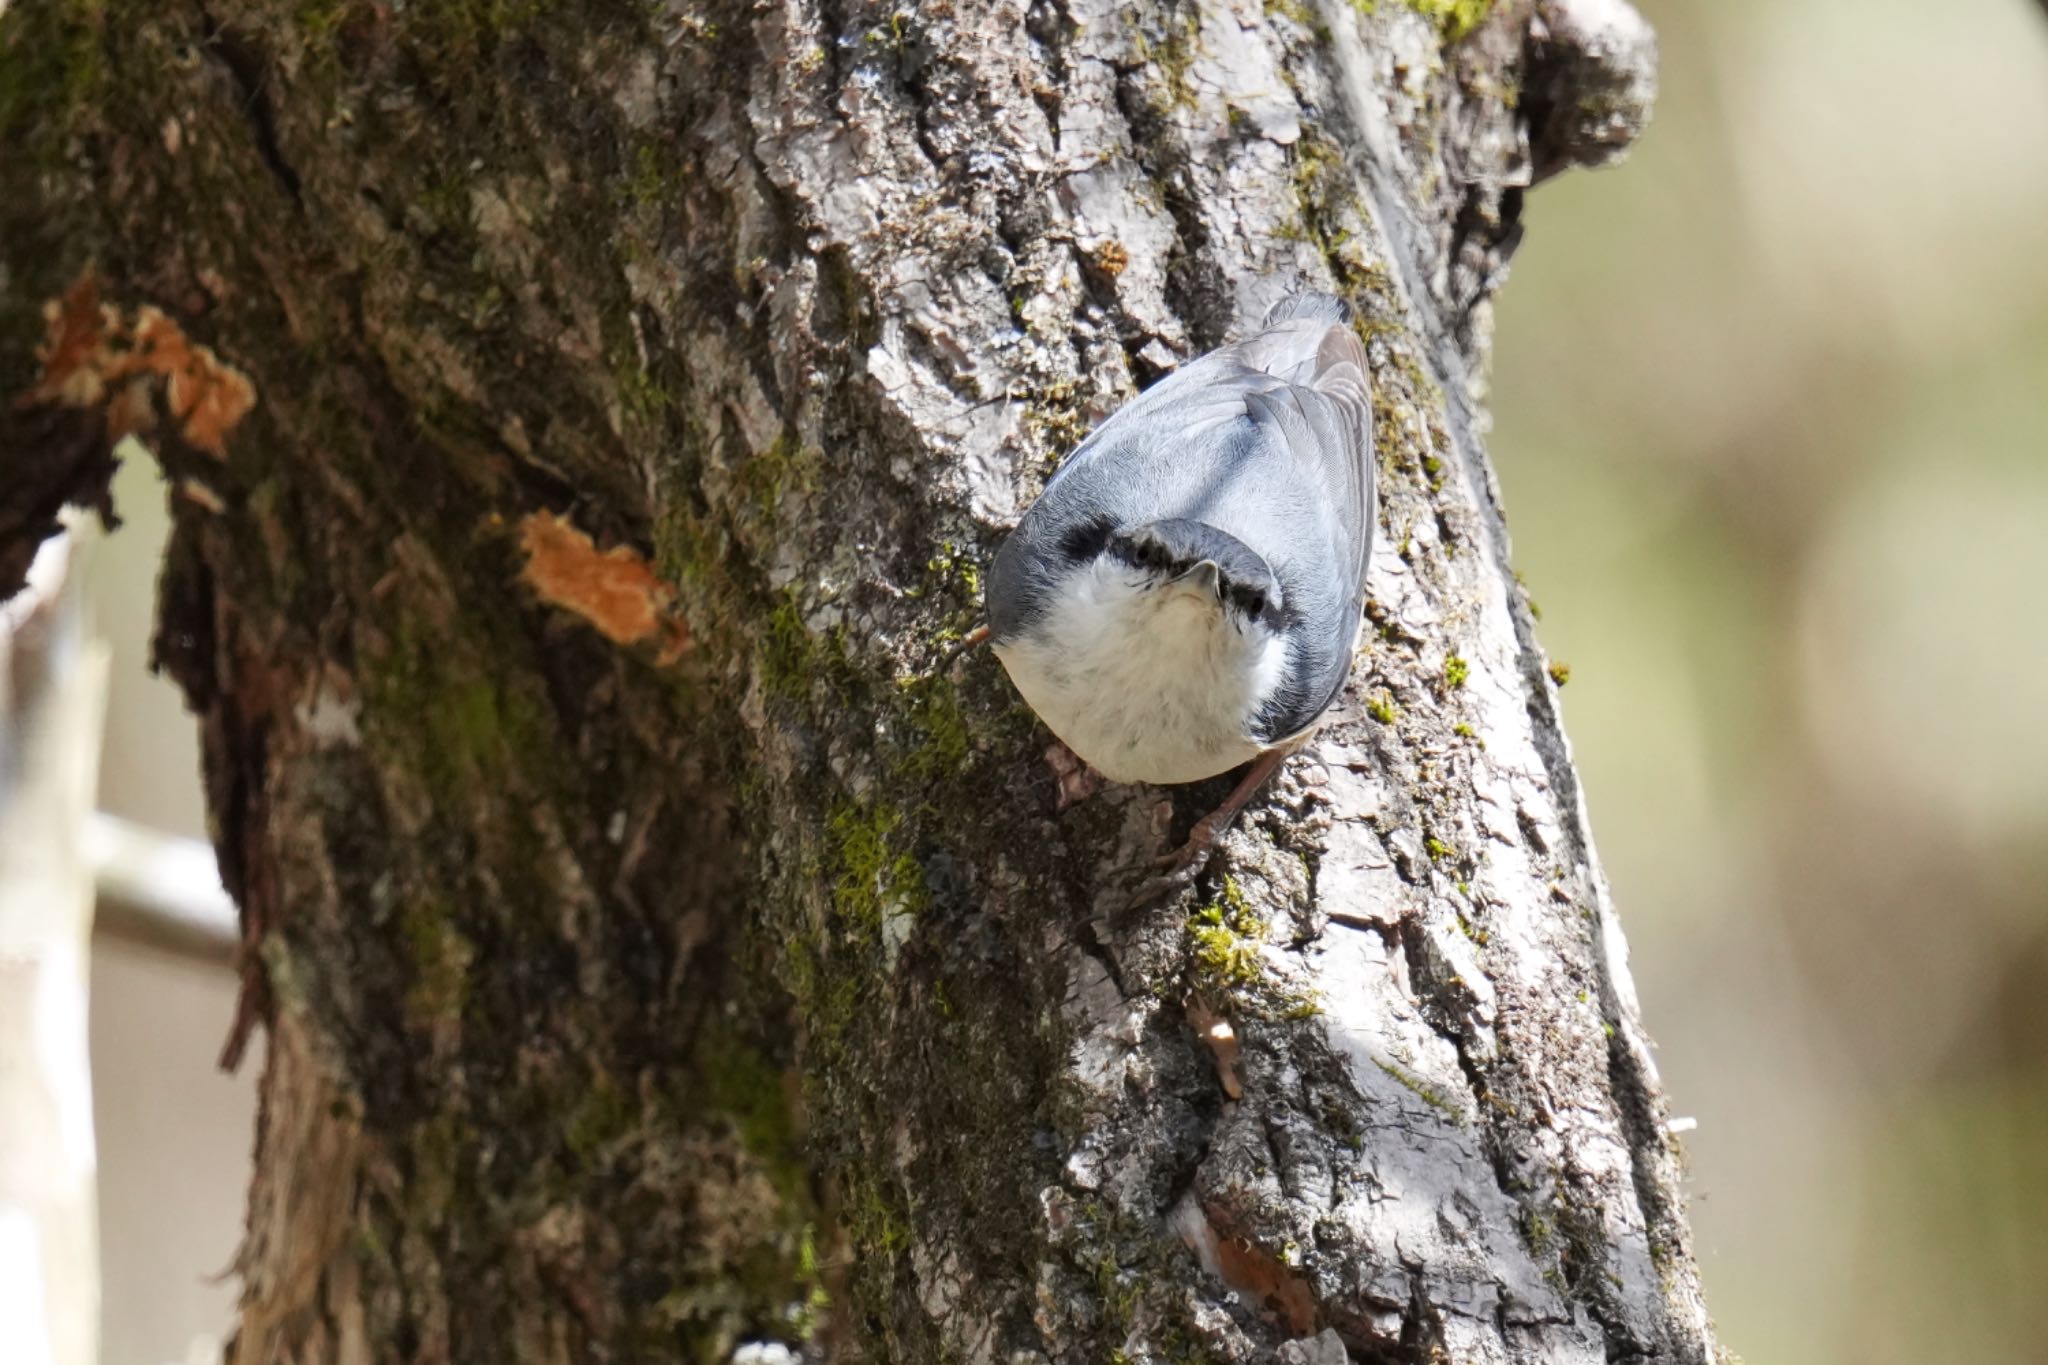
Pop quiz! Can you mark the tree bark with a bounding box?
[1,0,1711,1361]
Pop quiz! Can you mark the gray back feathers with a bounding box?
[990,291,1376,743]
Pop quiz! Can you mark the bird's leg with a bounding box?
[1163,746,1291,870]
[961,624,991,648]
[1130,747,1292,906]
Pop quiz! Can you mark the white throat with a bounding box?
[994,560,1288,785]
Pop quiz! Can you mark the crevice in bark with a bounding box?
[1445,178,1525,340]
[196,7,304,208]
[1105,55,1232,353]
[886,21,952,184]
[1025,0,1072,148]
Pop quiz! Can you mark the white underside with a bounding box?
[995,562,1288,785]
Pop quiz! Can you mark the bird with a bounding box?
[985,290,1375,880]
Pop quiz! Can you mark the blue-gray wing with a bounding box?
[1221,297,1375,602]
[1043,294,1371,584]
[1216,304,1374,740]
[992,293,1375,741]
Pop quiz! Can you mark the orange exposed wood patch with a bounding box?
[1211,1225,1320,1337]
[131,306,257,455]
[1187,999,1243,1100]
[516,510,691,663]
[1174,1197,1322,1337]
[20,273,258,457]
[25,274,112,407]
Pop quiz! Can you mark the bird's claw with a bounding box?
[1128,825,1223,908]
[1127,863,1200,910]
[1151,817,1221,871]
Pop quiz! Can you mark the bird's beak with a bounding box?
[1175,560,1222,599]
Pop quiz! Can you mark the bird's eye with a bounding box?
[1244,591,1265,617]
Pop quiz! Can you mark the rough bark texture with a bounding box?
[1,0,1712,1361]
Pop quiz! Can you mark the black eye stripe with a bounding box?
[1124,539,1183,573]
[1059,515,1116,561]
[1213,576,1271,620]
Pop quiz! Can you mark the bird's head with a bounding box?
[1096,518,1286,637]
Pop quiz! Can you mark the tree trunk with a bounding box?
[1,0,1713,1361]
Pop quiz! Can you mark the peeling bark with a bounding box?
[0,0,1712,1361]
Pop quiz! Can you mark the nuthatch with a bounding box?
[987,292,1374,873]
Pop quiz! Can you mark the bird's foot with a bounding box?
[1124,748,1293,910]
[1153,811,1227,872]
[1127,814,1227,908]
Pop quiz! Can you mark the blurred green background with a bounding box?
[1490,0,2048,1359]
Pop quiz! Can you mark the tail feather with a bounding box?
[1236,289,1364,388]
[1262,290,1353,329]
